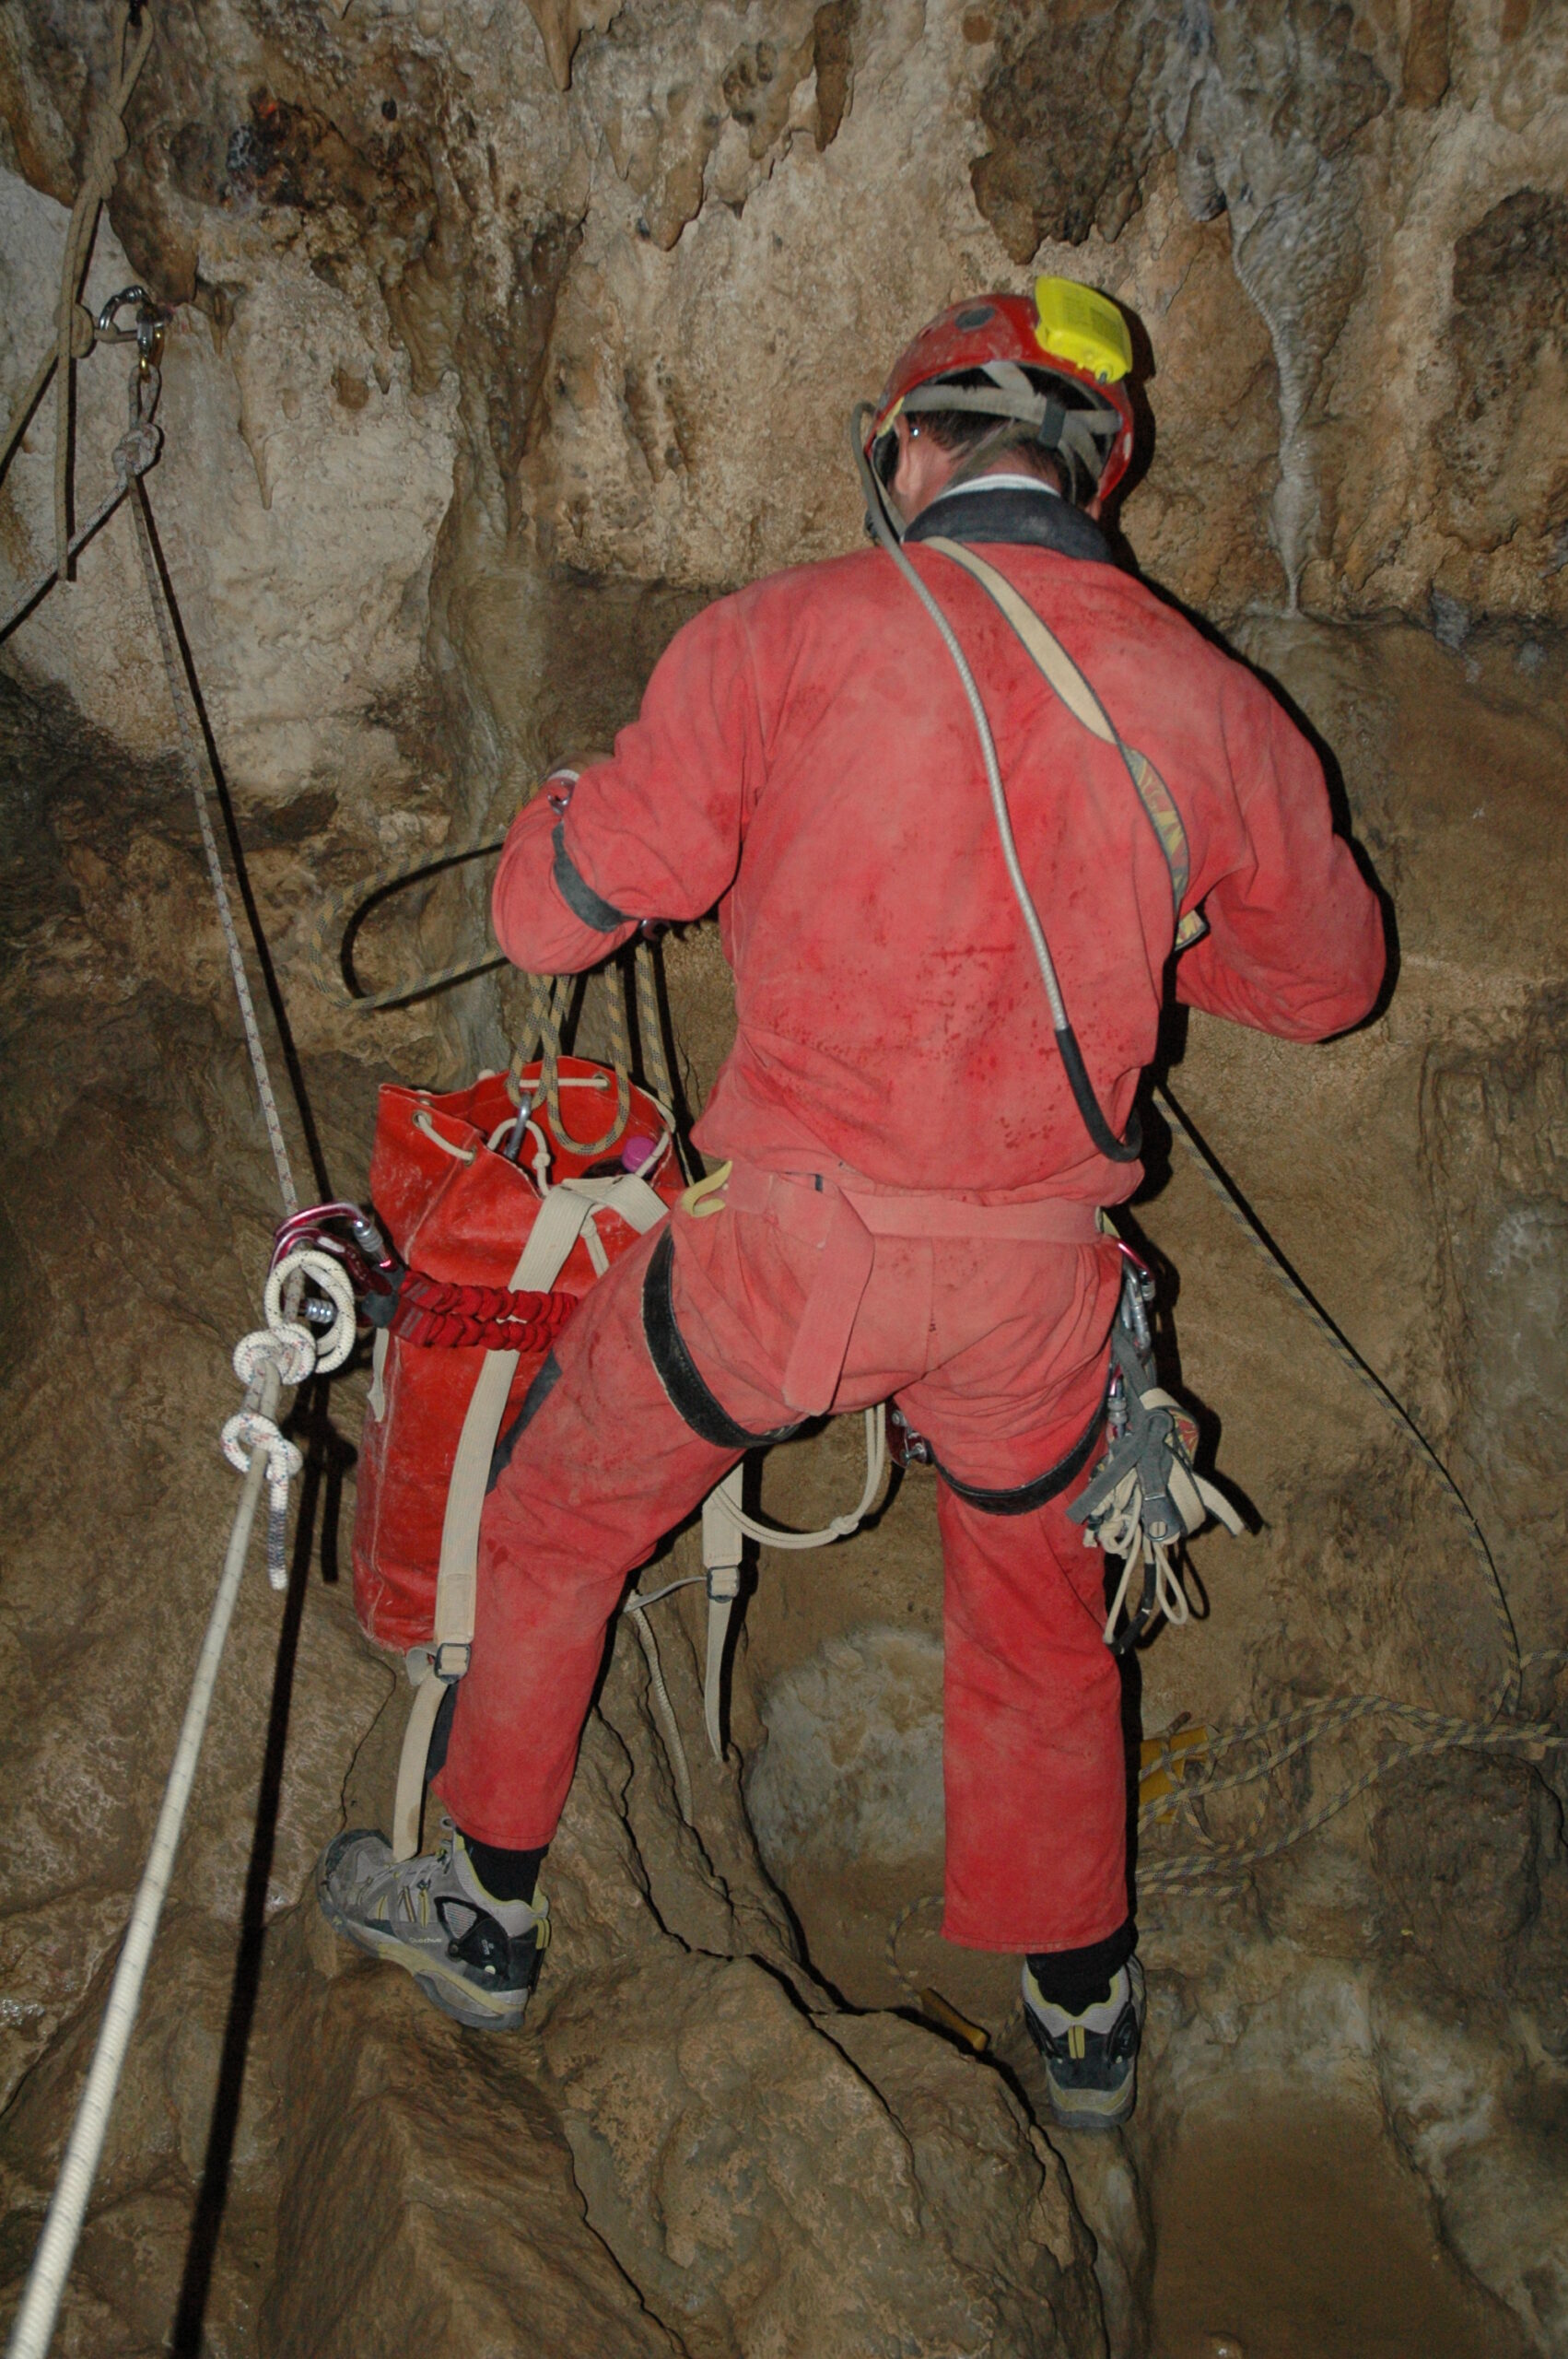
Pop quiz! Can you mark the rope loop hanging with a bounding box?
[0,3,157,588]
[310,813,682,1167]
[509,960,636,1158]
[307,834,509,1011]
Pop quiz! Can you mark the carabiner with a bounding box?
[270,1203,401,1299]
[96,286,152,343]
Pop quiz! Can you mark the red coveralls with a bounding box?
[435,499,1385,1954]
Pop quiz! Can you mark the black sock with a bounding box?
[460,1833,546,1907]
[1027,1918,1135,2013]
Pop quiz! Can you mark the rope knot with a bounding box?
[82,98,133,184]
[233,1324,316,1389]
[220,1410,305,1591]
[112,420,161,488]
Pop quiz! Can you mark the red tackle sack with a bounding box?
[352,1058,684,1655]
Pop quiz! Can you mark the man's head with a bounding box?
[865,277,1136,527]
[886,374,1074,522]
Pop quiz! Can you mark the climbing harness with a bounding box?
[852,320,1564,1993]
[852,360,1238,1647]
[301,780,894,1842]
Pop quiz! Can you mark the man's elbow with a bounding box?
[492,840,630,974]
[1288,917,1388,1042]
[493,893,627,977]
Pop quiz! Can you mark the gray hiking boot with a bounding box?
[316,1820,549,2031]
[1022,1955,1145,2131]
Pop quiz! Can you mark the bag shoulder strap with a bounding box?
[391,1168,669,1858]
[924,535,1205,950]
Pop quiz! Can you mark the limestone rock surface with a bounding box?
[0,0,1565,2353]
[268,1649,1102,2359]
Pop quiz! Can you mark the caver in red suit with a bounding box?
[433,428,1385,1972]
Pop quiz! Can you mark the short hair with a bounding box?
[911,369,1092,502]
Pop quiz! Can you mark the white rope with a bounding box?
[263,1249,357,1375]
[127,477,299,1219]
[7,323,322,2358]
[412,1109,476,1163]
[6,1356,282,2359]
[620,1410,887,1793]
[624,1602,696,1827]
[629,1572,707,1613]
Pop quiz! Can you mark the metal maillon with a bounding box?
[95,284,166,373]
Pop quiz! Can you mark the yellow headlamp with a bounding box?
[1033,276,1133,385]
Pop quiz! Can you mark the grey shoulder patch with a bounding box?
[552,819,633,932]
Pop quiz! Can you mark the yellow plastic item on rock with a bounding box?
[1139,1720,1211,1818]
[917,1988,989,2053]
[1034,276,1133,384]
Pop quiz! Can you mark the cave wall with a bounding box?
[1,0,1566,2353]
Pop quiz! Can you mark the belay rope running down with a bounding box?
[2,18,1564,2338]
[1,21,333,2344]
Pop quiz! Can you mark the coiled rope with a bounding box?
[1132,1084,1563,1903]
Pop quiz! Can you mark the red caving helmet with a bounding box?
[865,276,1137,506]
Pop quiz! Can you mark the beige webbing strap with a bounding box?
[698,1406,888,1761]
[701,1472,746,1762]
[924,536,1205,949]
[390,1170,669,1858]
[391,1665,450,1861]
[927,536,1117,742]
